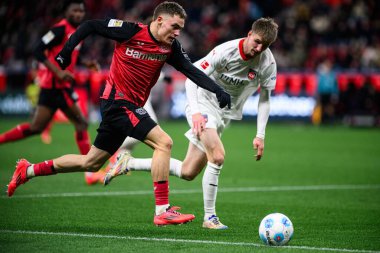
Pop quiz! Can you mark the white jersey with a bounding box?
[188,38,277,120]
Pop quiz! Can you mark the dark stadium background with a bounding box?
[0,0,379,126]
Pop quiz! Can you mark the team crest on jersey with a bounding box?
[108,19,123,27]
[200,60,209,70]
[136,108,147,115]
[247,69,257,80]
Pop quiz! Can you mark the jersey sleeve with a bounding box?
[192,45,226,76]
[183,45,226,114]
[34,26,66,62]
[60,19,141,55]
[259,61,277,90]
[167,40,226,94]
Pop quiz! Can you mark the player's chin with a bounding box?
[167,37,175,44]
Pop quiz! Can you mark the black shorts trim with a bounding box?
[93,99,157,155]
[38,87,78,111]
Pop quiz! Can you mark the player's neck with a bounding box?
[149,22,160,43]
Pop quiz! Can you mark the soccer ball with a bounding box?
[258,213,294,246]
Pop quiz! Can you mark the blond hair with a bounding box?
[251,17,278,44]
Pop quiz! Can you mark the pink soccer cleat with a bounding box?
[84,171,106,185]
[7,159,31,197]
[154,206,195,226]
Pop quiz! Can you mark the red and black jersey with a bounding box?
[60,19,224,107]
[34,19,82,89]
[104,22,171,105]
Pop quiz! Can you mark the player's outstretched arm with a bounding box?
[167,41,231,109]
[55,19,141,69]
[33,26,75,82]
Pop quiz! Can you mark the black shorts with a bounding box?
[94,99,157,155]
[38,87,78,111]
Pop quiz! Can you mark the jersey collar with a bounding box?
[148,22,160,44]
[238,39,249,61]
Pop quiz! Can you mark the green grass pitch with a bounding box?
[1,119,379,253]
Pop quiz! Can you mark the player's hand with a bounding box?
[215,89,231,109]
[192,113,207,137]
[55,51,72,70]
[253,137,264,161]
[56,69,75,82]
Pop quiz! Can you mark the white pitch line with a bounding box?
[2,184,380,199]
[0,229,379,253]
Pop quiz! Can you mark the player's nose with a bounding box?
[173,30,180,37]
[256,44,264,52]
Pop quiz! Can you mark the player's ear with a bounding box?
[247,31,253,37]
[156,16,164,25]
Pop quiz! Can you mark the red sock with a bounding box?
[154,181,169,206]
[0,123,32,144]
[75,130,91,154]
[33,160,57,176]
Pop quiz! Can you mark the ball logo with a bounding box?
[265,219,273,228]
[282,217,291,227]
[248,69,257,80]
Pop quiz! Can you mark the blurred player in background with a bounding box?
[0,0,100,184]
[105,17,278,229]
[7,1,231,226]
[25,61,53,144]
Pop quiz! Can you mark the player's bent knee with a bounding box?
[156,136,173,152]
[211,153,225,166]
[181,172,197,181]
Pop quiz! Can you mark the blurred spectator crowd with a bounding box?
[1,0,380,72]
[0,0,379,125]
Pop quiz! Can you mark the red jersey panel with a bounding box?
[103,23,171,106]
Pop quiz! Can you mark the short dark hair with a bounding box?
[153,1,187,20]
[62,0,85,12]
[251,17,278,45]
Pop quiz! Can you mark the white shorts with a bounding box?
[184,102,230,152]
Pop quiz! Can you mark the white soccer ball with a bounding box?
[258,213,294,246]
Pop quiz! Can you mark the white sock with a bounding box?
[128,158,152,172]
[169,158,182,178]
[128,158,182,178]
[155,204,170,215]
[26,165,35,178]
[202,162,222,221]
[120,137,140,152]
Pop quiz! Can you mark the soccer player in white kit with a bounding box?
[104,18,278,229]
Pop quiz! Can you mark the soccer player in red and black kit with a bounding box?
[7,1,231,226]
[0,1,91,161]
